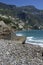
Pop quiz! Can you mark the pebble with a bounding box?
[0,39,43,65]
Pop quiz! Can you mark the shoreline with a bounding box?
[25,42,43,47]
[11,32,43,48]
[0,38,43,48]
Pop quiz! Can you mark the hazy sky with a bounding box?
[0,0,43,9]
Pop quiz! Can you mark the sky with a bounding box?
[0,0,43,10]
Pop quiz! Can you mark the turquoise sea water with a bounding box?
[16,30,43,46]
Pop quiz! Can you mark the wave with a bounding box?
[25,37,43,47]
[16,33,23,36]
[26,37,33,40]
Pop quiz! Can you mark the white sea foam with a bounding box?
[16,33,23,36]
[25,37,43,47]
[26,37,33,40]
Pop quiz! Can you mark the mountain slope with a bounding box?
[0,2,43,29]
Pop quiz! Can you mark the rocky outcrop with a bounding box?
[0,21,11,39]
[0,31,11,40]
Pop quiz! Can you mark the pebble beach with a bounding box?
[0,39,43,65]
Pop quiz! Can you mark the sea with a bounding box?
[16,30,43,47]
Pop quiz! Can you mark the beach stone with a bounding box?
[0,39,43,65]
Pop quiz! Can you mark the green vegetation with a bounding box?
[3,18,12,24]
[0,16,12,24]
[0,2,43,30]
